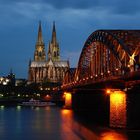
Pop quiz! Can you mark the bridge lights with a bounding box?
[90,76,93,78]
[107,70,110,74]
[106,89,111,94]
[129,55,135,65]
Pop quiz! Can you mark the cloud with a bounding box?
[0,0,140,28]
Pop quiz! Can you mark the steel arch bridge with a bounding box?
[62,30,140,89]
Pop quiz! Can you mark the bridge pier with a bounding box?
[63,92,72,109]
[108,88,140,129]
[63,88,140,129]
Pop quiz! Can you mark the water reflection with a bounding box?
[16,105,21,111]
[110,91,126,128]
[100,131,128,140]
[0,105,136,140]
[60,109,129,140]
[0,105,5,110]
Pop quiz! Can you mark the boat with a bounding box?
[20,98,56,107]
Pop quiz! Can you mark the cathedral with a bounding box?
[28,22,69,84]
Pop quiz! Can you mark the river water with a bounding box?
[0,105,139,140]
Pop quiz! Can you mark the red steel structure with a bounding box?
[62,30,140,89]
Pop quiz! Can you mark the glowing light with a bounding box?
[46,94,49,98]
[17,94,20,97]
[0,77,4,81]
[110,91,126,128]
[0,94,3,97]
[61,109,70,115]
[37,94,40,97]
[86,77,89,80]
[129,55,135,65]
[3,81,7,85]
[101,131,127,140]
[106,89,111,95]
[45,94,51,101]
[107,70,110,73]
[45,88,50,90]
[64,92,72,108]
[0,105,4,110]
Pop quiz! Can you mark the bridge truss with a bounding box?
[63,30,140,89]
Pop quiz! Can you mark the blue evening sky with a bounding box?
[0,0,140,79]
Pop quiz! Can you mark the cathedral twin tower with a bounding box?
[28,22,69,84]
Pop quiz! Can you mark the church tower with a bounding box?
[28,21,69,84]
[48,22,60,61]
[34,21,46,61]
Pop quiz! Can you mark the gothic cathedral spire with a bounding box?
[51,21,56,44]
[34,21,46,61]
[37,21,44,45]
[28,21,69,84]
[48,21,60,61]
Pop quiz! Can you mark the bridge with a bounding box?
[62,30,140,89]
[61,30,140,129]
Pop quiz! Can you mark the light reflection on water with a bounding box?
[0,105,5,110]
[0,105,135,140]
[100,131,128,140]
[110,91,126,128]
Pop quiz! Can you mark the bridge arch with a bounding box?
[63,68,76,85]
[75,30,140,81]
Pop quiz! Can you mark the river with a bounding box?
[0,105,139,140]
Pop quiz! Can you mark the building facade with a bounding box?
[28,22,69,84]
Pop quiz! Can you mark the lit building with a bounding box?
[0,69,15,86]
[28,21,69,84]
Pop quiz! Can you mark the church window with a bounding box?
[54,51,57,57]
[50,68,53,78]
[39,51,42,57]
[57,51,59,56]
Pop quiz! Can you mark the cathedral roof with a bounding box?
[54,61,69,67]
[47,59,54,66]
[30,60,69,68]
[30,61,46,67]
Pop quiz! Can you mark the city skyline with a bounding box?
[0,0,140,78]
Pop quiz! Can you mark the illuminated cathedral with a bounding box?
[28,22,69,84]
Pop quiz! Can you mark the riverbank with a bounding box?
[0,98,64,107]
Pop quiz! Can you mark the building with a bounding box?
[28,22,69,84]
[0,69,15,86]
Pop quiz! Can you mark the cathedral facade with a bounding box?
[28,22,69,84]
